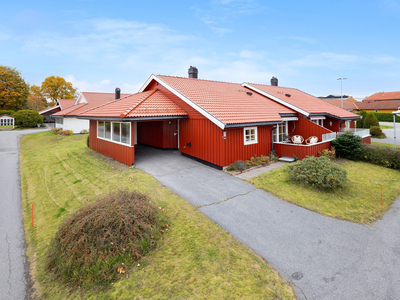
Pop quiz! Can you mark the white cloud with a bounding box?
[65,75,114,93]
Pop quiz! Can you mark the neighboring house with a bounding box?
[356,91,400,112]
[320,97,360,112]
[78,67,365,168]
[0,114,15,129]
[52,91,129,133]
[39,99,75,122]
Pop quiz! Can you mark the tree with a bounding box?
[26,85,48,111]
[363,112,379,128]
[40,76,77,106]
[0,65,29,110]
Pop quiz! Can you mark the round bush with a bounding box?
[14,110,43,128]
[363,112,379,128]
[47,189,167,286]
[331,131,362,160]
[369,126,386,138]
[287,156,347,189]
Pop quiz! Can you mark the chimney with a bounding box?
[115,88,121,99]
[271,77,278,86]
[188,66,198,79]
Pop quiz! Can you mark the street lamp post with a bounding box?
[337,78,347,109]
[393,109,400,148]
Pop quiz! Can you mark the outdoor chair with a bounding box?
[291,135,304,144]
[305,136,318,145]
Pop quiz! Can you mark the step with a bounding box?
[278,156,295,162]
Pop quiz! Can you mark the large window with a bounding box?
[97,121,131,146]
[274,121,289,142]
[244,127,257,145]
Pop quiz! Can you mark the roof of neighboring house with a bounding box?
[79,90,188,118]
[53,92,129,117]
[320,98,360,111]
[145,75,295,126]
[363,91,400,102]
[356,100,400,111]
[0,114,15,118]
[243,82,360,119]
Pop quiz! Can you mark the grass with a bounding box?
[20,132,295,300]
[380,125,393,129]
[372,141,396,148]
[0,125,13,128]
[249,160,400,225]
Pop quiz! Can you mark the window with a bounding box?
[312,119,324,126]
[55,117,63,126]
[244,127,257,145]
[98,121,105,137]
[274,121,289,142]
[97,121,131,146]
[113,123,120,142]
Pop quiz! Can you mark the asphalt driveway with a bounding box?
[0,127,50,300]
[135,146,400,300]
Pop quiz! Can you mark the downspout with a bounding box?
[271,125,277,157]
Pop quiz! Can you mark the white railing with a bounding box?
[322,132,337,142]
[338,128,370,138]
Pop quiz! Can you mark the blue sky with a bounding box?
[1,0,399,100]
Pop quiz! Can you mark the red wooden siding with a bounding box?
[362,136,371,144]
[146,80,205,119]
[89,120,135,165]
[324,117,343,132]
[179,119,273,167]
[274,141,332,159]
[137,120,178,149]
[290,116,332,141]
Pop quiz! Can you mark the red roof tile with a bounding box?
[363,91,400,102]
[356,100,400,110]
[245,83,359,119]
[156,75,295,124]
[53,92,129,117]
[320,98,359,111]
[58,99,75,110]
[79,90,188,118]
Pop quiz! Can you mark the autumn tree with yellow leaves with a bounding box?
[0,65,29,110]
[40,76,77,106]
[26,85,48,111]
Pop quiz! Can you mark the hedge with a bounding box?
[361,144,400,169]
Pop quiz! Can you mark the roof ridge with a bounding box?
[120,90,157,118]
[77,93,135,115]
[157,74,242,85]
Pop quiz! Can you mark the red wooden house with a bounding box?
[78,68,367,168]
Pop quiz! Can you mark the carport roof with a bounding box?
[78,89,188,119]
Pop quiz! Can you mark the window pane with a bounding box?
[113,123,120,142]
[98,121,104,137]
[105,122,111,139]
[121,123,130,144]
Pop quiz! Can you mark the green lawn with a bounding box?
[249,160,400,224]
[20,132,295,300]
[0,125,13,128]
[380,125,393,129]
[372,141,397,148]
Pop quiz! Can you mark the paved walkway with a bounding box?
[371,121,400,145]
[135,146,400,300]
[0,127,50,300]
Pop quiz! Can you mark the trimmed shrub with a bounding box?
[226,160,247,171]
[14,110,43,128]
[80,129,88,134]
[51,127,62,135]
[369,126,386,138]
[331,131,362,160]
[363,112,379,128]
[47,189,167,286]
[361,144,400,169]
[356,110,367,128]
[87,135,90,147]
[0,110,15,116]
[61,130,73,136]
[287,156,347,190]
[374,112,400,123]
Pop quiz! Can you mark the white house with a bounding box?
[0,114,15,129]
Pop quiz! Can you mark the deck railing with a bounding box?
[322,128,370,142]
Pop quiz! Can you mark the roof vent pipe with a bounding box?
[188,66,198,79]
[115,88,121,99]
[271,77,278,86]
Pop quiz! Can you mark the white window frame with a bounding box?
[244,127,258,145]
[97,121,132,146]
[275,121,289,142]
